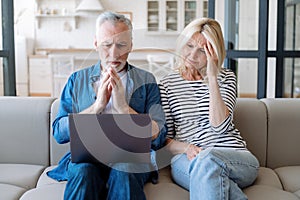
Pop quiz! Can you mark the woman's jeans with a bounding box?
[64,162,152,200]
[171,147,259,200]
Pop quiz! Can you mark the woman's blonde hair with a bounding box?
[175,18,226,79]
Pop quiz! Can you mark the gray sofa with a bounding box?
[1,96,300,200]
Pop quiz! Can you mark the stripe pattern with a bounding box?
[159,69,246,149]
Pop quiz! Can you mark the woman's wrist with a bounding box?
[183,143,191,154]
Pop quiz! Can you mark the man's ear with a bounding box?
[94,37,98,50]
[129,41,133,52]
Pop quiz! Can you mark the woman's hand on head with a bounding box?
[204,40,219,78]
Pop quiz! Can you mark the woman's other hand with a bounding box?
[186,144,202,160]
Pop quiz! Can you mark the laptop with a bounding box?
[69,113,152,165]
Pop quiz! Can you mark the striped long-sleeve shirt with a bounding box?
[159,69,246,150]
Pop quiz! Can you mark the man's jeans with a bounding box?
[64,162,152,200]
[171,147,259,200]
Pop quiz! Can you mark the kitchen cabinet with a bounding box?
[147,1,160,32]
[29,56,52,96]
[147,0,208,34]
[49,55,75,98]
[29,48,99,97]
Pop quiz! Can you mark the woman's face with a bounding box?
[182,32,207,71]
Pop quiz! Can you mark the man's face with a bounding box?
[95,21,132,73]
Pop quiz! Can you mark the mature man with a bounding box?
[47,11,166,200]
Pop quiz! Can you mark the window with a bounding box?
[0,0,16,96]
[210,0,300,98]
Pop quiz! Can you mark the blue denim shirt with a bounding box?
[48,61,166,181]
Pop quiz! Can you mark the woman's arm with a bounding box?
[205,41,230,127]
[166,138,202,160]
[208,76,230,127]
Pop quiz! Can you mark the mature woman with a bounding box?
[159,18,259,200]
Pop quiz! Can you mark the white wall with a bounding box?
[14,0,35,54]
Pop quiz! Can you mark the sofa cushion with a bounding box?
[20,184,66,200]
[294,190,300,199]
[243,185,299,200]
[253,167,282,189]
[0,183,26,200]
[275,166,300,193]
[0,164,45,189]
[157,166,173,183]
[144,182,189,200]
[0,97,55,166]
[36,166,67,188]
[18,166,66,200]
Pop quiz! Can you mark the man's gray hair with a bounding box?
[96,11,133,35]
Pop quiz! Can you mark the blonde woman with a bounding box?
[159,18,259,200]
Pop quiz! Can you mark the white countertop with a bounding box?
[32,48,175,61]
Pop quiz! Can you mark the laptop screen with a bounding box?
[69,114,152,165]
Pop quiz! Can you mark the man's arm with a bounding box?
[52,74,75,144]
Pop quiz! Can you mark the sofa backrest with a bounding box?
[0,97,55,166]
[234,98,267,167]
[1,96,297,169]
[49,98,269,167]
[261,98,300,169]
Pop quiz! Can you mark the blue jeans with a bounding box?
[64,162,152,200]
[107,163,152,200]
[171,147,259,200]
